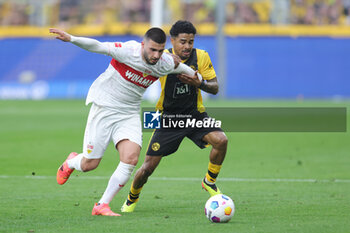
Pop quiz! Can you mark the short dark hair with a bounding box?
[170,20,197,37]
[144,27,166,44]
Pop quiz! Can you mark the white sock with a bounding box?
[205,177,215,185]
[98,161,135,204]
[67,153,83,171]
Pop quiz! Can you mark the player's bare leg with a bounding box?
[121,155,162,212]
[80,157,101,171]
[93,139,140,216]
[133,155,162,188]
[201,131,228,196]
[57,153,102,185]
[117,139,141,165]
[203,131,227,165]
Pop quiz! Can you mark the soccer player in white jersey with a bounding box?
[50,27,201,216]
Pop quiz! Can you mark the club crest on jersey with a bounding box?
[143,69,152,77]
[144,69,152,74]
[87,144,94,154]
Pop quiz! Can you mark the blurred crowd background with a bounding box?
[1,0,350,27]
[1,0,350,100]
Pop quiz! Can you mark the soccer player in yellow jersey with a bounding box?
[121,20,228,212]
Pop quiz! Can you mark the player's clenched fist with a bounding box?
[49,28,71,42]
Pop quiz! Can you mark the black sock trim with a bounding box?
[128,192,139,202]
[126,199,135,206]
[208,170,218,179]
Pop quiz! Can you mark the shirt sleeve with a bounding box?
[198,50,216,81]
[70,36,110,55]
[69,36,130,62]
[106,41,129,62]
[160,52,176,74]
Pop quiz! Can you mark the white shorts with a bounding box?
[82,103,142,159]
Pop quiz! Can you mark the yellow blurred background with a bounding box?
[1,0,350,37]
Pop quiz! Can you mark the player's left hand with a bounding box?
[177,71,201,87]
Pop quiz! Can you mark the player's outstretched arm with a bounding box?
[49,28,110,55]
[49,28,71,42]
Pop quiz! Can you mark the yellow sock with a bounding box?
[127,182,143,203]
[205,162,222,183]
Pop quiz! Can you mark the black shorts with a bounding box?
[146,111,223,156]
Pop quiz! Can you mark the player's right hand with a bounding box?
[177,71,201,87]
[169,53,181,68]
[49,28,71,42]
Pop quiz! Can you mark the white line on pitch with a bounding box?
[0,175,349,183]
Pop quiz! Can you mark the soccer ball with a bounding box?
[204,194,235,223]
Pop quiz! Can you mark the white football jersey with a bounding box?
[86,40,175,113]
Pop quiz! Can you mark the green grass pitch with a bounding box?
[0,99,350,233]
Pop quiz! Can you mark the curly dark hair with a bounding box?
[170,20,197,37]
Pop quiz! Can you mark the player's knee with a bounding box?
[220,135,228,148]
[122,152,139,166]
[130,158,139,166]
[215,133,228,150]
